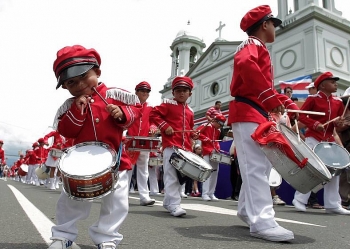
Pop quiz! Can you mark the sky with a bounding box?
[0,0,349,165]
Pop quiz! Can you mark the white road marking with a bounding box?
[8,185,53,245]
[129,196,326,228]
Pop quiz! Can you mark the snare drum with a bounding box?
[50,148,63,158]
[255,123,332,194]
[35,164,49,180]
[126,136,160,152]
[18,164,28,177]
[268,168,282,187]
[148,157,163,166]
[58,142,118,201]
[209,151,232,165]
[170,147,212,182]
[313,142,350,176]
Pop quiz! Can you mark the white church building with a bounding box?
[160,0,350,126]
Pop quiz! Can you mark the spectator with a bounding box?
[206,101,222,122]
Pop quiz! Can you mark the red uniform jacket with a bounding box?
[299,92,344,142]
[24,150,38,165]
[35,146,48,164]
[54,83,141,171]
[228,36,298,125]
[44,130,64,150]
[197,123,220,156]
[127,102,153,136]
[150,98,194,151]
[0,148,4,163]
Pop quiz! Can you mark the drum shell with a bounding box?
[260,124,332,194]
[35,165,49,180]
[50,148,63,158]
[209,151,232,165]
[170,148,212,182]
[126,136,160,152]
[148,157,163,166]
[18,164,28,176]
[58,142,118,202]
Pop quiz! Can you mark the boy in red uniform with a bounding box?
[48,45,141,249]
[292,72,350,215]
[0,140,4,165]
[126,81,156,206]
[197,114,226,201]
[150,76,196,217]
[228,5,298,242]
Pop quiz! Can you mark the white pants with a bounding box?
[202,155,219,197]
[294,137,342,209]
[127,151,151,201]
[148,166,159,194]
[26,164,39,185]
[163,147,182,210]
[232,122,278,233]
[51,170,129,245]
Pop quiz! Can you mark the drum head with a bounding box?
[176,148,212,170]
[278,124,332,180]
[21,164,28,172]
[313,142,350,169]
[59,142,116,176]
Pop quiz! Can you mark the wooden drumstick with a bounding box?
[294,119,301,143]
[173,130,196,133]
[322,116,340,126]
[285,109,325,116]
[92,87,122,121]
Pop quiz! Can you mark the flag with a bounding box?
[279,75,312,99]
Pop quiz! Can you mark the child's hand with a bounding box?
[75,95,91,114]
[316,123,325,132]
[165,126,174,135]
[106,104,124,121]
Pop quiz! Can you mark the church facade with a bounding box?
[160,0,350,126]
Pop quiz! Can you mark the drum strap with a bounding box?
[235,96,269,119]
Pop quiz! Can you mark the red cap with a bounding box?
[53,45,101,89]
[38,138,45,143]
[213,114,226,126]
[172,76,194,90]
[32,142,39,148]
[314,72,339,89]
[240,5,282,33]
[135,81,151,91]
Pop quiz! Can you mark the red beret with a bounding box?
[240,5,282,33]
[172,76,194,90]
[135,81,151,91]
[32,142,39,148]
[213,114,226,126]
[314,72,339,89]
[53,45,101,89]
[38,138,45,143]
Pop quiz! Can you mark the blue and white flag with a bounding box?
[279,75,312,99]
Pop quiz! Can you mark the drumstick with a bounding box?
[173,130,196,133]
[285,109,325,116]
[92,87,122,121]
[81,103,85,115]
[294,119,301,143]
[342,97,350,118]
[322,116,340,126]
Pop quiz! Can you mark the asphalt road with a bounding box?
[0,178,349,249]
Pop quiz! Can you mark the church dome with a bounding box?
[174,22,203,42]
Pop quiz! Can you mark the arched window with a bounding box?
[189,47,198,68]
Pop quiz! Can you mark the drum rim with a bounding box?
[313,142,350,169]
[125,135,161,141]
[174,147,212,170]
[278,124,332,180]
[58,141,117,175]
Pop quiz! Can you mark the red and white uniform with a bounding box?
[197,123,221,198]
[228,37,299,233]
[55,83,141,171]
[0,148,4,164]
[150,98,194,211]
[206,106,221,120]
[299,92,344,142]
[126,102,154,202]
[294,92,344,210]
[44,130,64,167]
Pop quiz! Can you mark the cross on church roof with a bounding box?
[215,21,226,41]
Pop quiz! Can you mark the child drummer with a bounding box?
[196,114,226,201]
[149,76,197,217]
[292,72,350,215]
[48,45,141,249]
